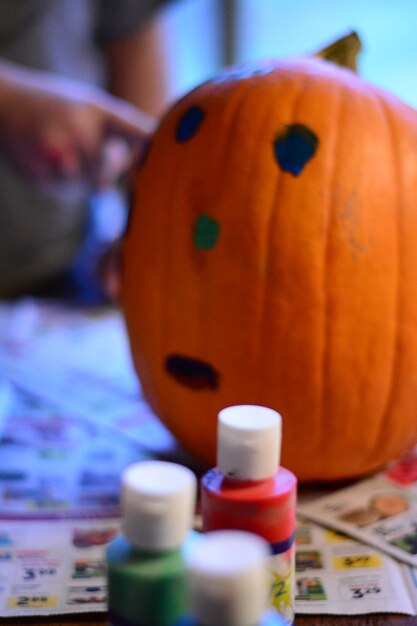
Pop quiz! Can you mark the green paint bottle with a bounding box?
[107,460,198,626]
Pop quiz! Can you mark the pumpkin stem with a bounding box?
[313,31,362,73]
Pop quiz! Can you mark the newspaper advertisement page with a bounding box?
[0,362,137,617]
[2,514,417,618]
[0,518,120,617]
[298,462,417,568]
[295,517,416,615]
[0,301,177,456]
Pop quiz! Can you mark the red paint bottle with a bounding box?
[200,405,297,626]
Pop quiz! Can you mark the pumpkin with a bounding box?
[121,54,417,482]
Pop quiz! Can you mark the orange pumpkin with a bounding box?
[121,56,417,482]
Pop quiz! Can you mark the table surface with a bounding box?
[1,613,416,625]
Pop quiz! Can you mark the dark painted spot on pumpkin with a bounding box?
[194,215,220,249]
[273,124,318,176]
[176,106,205,143]
[165,354,219,390]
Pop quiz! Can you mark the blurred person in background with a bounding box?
[0,0,171,301]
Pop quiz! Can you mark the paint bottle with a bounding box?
[107,460,199,626]
[200,405,297,625]
[174,530,287,626]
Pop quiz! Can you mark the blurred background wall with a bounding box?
[157,0,417,109]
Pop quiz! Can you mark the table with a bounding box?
[1,613,416,625]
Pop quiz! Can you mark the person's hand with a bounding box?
[0,61,156,192]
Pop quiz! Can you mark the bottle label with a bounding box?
[269,534,295,626]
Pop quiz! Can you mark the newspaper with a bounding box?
[0,517,120,616]
[3,512,417,617]
[0,300,142,616]
[298,454,417,569]
[0,380,138,617]
[0,299,190,461]
[295,517,417,615]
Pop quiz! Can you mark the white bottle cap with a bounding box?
[121,460,197,551]
[217,405,282,480]
[186,530,270,626]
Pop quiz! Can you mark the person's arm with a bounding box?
[105,11,173,118]
[0,59,156,188]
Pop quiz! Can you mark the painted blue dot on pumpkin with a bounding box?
[194,215,220,250]
[176,106,205,143]
[273,124,319,176]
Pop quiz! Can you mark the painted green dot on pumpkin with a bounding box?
[176,106,205,143]
[273,123,319,176]
[194,215,220,249]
